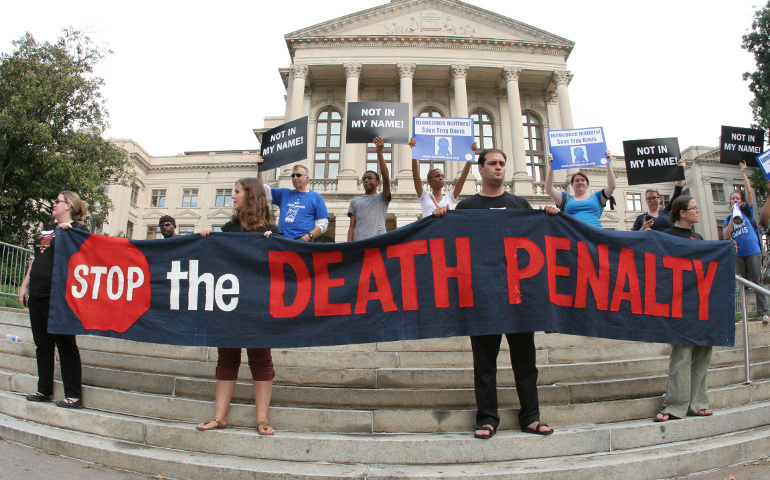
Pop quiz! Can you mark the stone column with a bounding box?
[397,63,416,180]
[503,66,532,195]
[395,213,420,228]
[338,63,363,193]
[284,68,294,120]
[449,65,469,180]
[545,92,566,184]
[289,64,309,121]
[552,70,574,130]
[497,88,513,182]
[334,213,351,243]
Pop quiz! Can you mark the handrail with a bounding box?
[0,241,33,298]
[734,275,769,384]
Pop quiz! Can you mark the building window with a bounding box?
[126,221,134,239]
[471,109,496,150]
[130,185,139,205]
[182,189,199,207]
[213,225,223,233]
[418,108,446,178]
[150,189,166,208]
[522,111,545,183]
[215,189,232,207]
[146,226,163,239]
[179,225,195,235]
[626,193,643,211]
[710,183,725,203]
[314,107,342,179]
[366,142,393,176]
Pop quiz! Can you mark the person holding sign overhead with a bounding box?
[348,137,391,241]
[632,159,686,231]
[409,137,477,217]
[545,151,616,228]
[723,161,768,323]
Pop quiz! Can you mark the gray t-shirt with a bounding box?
[348,192,390,241]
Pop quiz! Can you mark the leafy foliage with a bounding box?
[743,1,770,133]
[0,29,133,246]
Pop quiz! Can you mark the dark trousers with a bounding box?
[216,348,274,381]
[28,295,82,398]
[471,332,540,429]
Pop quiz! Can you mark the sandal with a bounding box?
[694,408,713,417]
[257,421,274,435]
[54,398,84,409]
[25,392,51,402]
[196,418,227,431]
[654,411,679,422]
[521,422,553,435]
[474,425,496,439]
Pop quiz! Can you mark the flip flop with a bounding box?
[521,422,553,435]
[474,425,496,439]
[694,408,713,417]
[196,418,227,431]
[654,412,679,422]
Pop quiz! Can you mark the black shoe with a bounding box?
[25,392,51,402]
[54,398,84,409]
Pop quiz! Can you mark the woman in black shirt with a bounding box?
[18,191,90,408]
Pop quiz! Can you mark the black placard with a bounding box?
[345,102,410,144]
[622,137,684,185]
[720,125,764,166]
[259,117,308,171]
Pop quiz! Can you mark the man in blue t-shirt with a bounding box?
[723,161,768,322]
[258,163,329,241]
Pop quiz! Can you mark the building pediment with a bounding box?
[207,209,231,218]
[142,210,167,220]
[286,0,573,52]
[174,210,202,220]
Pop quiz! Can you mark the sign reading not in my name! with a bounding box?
[622,137,684,185]
[259,116,308,172]
[720,125,764,166]
[346,102,410,144]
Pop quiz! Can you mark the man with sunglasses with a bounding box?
[159,215,177,238]
[258,163,329,241]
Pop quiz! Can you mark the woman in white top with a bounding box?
[409,137,477,217]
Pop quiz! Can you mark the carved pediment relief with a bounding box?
[286,0,573,48]
[142,210,166,220]
[174,210,201,220]
[207,209,231,218]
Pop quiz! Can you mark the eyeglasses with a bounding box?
[645,196,660,201]
[685,207,700,212]
[290,173,306,178]
[160,222,174,227]
[53,198,67,205]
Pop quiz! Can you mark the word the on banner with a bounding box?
[412,117,475,162]
[548,127,608,170]
[721,125,764,166]
[346,102,410,144]
[259,117,308,172]
[757,150,770,180]
[49,212,735,350]
[622,137,684,186]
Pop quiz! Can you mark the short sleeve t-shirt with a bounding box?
[265,186,329,239]
[561,191,604,228]
[724,203,761,257]
[420,189,456,218]
[455,192,532,211]
[348,192,390,241]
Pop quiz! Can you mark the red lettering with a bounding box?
[693,260,718,321]
[387,240,428,311]
[503,237,544,305]
[610,248,642,314]
[663,256,692,318]
[312,251,351,316]
[545,236,572,307]
[269,251,311,318]
[644,252,669,317]
[429,238,473,308]
[355,248,397,314]
[575,242,609,310]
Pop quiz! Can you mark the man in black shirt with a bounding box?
[435,148,558,438]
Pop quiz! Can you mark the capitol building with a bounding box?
[101,0,747,244]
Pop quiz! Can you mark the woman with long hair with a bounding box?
[196,177,279,435]
[18,191,90,408]
[409,137,477,217]
[654,195,713,421]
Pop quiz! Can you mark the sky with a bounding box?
[0,0,763,157]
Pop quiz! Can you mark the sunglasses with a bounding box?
[160,222,174,227]
[290,173,306,178]
[53,198,67,205]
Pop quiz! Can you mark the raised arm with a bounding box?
[409,137,423,198]
[451,142,477,197]
[256,155,264,184]
[374,137,391,201]
[741,161,755,209]
[544,153,563,205]
[603,150,617,198]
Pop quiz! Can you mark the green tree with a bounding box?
[0,29,133,246]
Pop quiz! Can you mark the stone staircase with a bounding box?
[0,306,769,479]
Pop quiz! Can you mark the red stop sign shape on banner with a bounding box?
[65,235,151,332]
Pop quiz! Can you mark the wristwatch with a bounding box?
[307,232,314,240]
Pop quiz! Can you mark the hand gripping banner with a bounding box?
[49,210,736,348]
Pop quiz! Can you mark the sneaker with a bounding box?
[54,398,84,409]
[25,392,51,402]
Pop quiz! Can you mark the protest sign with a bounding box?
[346,102,410,144]
[757,150,770,180]
[412,117,475,162]
[720,126,764,166]
[259,117,308,172]
[49,212,735,349]
[622,137,684,185]
[547,127,608,169]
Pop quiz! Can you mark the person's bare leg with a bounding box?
[197,379,236,430]
[254,380,274,434]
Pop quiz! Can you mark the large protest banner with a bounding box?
[721,125,764,166]
[412,117,475,162]
[49,212,735,349]
[346,102,410,143]
[547,127,608,169]
[259,117,308,172]
[622,137,684,185]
